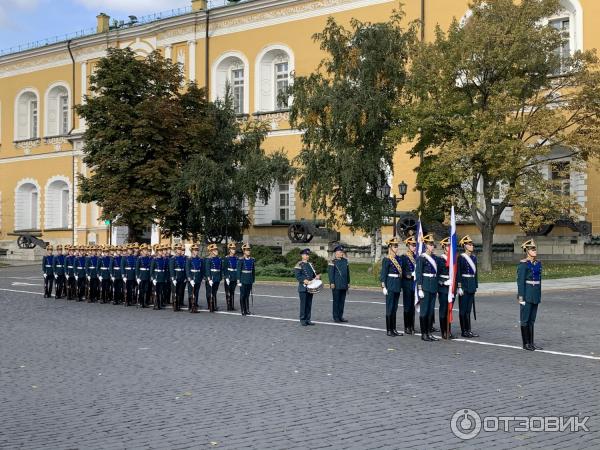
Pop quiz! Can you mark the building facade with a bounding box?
[0,0,597,252]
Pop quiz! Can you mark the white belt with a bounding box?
[462,274,475,278]
[175,268,184,271]
[77,267,84,269]
[154,269,164,272]
[45,265,52,267]
[242,270,252,273]
[440,275,449,279]
[55,265,63,268]
[100,267,108,270]
[139,268,149,271]
[423,273,436,278]
[387,274,399,278]
[526,280,540,285]
[227,268,236,271]
[190,269,201,272]
[67,266,74,269]
[210,269,220,272]
[125,267,133,270]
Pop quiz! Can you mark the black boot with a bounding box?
[467,316,479,337]
[460,316,469,337]
[386,316,393,336]
[420,317,431,341]
[428,316,439,341]
[403,312,410,334]
[529,324,542,350]
[521,326,534,351]
[391,315,401,336]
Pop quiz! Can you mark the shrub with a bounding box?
[284,247,328,274]
[251,245,286,266]
[255,264,294,277]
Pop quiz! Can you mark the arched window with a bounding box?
[213,52,249,115]
[15,180,40,230]
[45,84,70,136]
[45,178,70,229]
[255,45,294,112]
[547,0,583,74]
[15,90,39,140]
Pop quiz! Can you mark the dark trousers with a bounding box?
[240,284,252,314]
[77,277,86,300]
[520,302,539,326]
[402,286,415,314]
[458,292,475,331]
[125,280,136,305]
[385,291,400,317]
[175,280,186,308]
[155,282,167,308]
[419,291,436,318]
[44,275,54,297]
[205,281,220,310]
[188,281,201,306]
[438,290,450,329]
[113,279,124,303]
[55,274,66,298]
[299,291,314,324]
[138,280,150,307]
[67,276,76,299]
[89,278,100,301]
[332,289,347,321]
[100,278,111,303]
[225,279,237,310]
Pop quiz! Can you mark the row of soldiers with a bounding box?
[41,241,256,315]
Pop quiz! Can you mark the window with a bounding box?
[45,179,70,229]
[550,17,571,74]
[60,95,69,135]
[15,181,39,230]
[15,91,39,140]
[45,85,69,136]
[29,100,38,138]
[278,183,290,220]
[275,62,289,109]
[232,68,244,114]
[551,161,570,196]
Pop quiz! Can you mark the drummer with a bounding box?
[294,248,321,326]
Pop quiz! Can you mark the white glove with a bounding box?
[209,279,213,287]
[99,276,103,281]
[172,280,177,286]
[87,276,91,280]
[418,289,425,299]
[382,287,388,296]
[43,273,47,279]
[444,279,452,286]
[111,276,115,282]
[152,279,157,286]
[237,282,242,287]
[136,278,141,284]
[54,274,58,279]
[123,276,127,281]
[190,280,195,287]
[411,271,416,279]
[225,278,230,285]
[457,287,464,296]
[75,275,78,280]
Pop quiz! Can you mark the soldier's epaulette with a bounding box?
[294,262,302,270]
[520,259,528,263]
[328,261,334,266]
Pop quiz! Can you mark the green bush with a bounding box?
[372,260,382,282]
[251,245,286,266]
[284,247,328,274]
[255,263,294,277]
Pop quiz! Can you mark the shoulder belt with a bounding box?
[389,256,402,274]
[461,253,477,274]
[422,253,437,273]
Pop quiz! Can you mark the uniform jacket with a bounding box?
[379,254,402,293]
[111,256,123,279]
[223,255,239,282]
[170,255,188,282]
[457,253,478,293]
[52,254,66,276]
[97,256,112,278]
[121,255,137,280]
[328,257,350,290]
[205,256,223,283]
[186,256,204,283]
[294,261,316,293]
[399,252,416,290]
[135,256,152,281]
[436,254,450,294]
[237,257,256,285]
[75,256,87,278]
[151,256,169,283]
[42,254,54,276]
[65,255,75,277]
[86,255,99,278]
[415,252,438,294]
[517,259,542,304]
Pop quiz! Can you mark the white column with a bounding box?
[164,44,172,60]
[188,40,196,82]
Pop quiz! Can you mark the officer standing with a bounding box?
[65,245,76,300]
[415,234,439,341]
[136,244,152,308]
[294,248,320,326]
[52,245,66,299]
[121,244,138,307]
[97,246,112,304]
[150,245,168,310]
[436,237,455,339]
[42,244,54,298]
[205,243,223,312]
[223,242,239,311]
[111,246,124,305]
[328,245,350,323]
[380,237,403,336]
[86,246,100,302]
[75,246,87,302]
[170,244,187,311]
[164,246,173,304]
[518,239,543,351]
[236,243,255,316]
[457,235,479,338]
[399,235,417,335]
[186,244,203,313]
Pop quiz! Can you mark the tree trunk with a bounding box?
[370,227,383,263]
[480,223,494,273]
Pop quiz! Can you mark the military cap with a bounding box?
[404,236,417,246]
[333,244,344,252]
[227,242,237,250]
[174,243,184,251]
[420,233,435,245]
[46,244,53,251]
[132,242,140,249]
[207,243,218,252]
[191,243,200,251]
[459,235,474,246]
[242,243,251,250]
[55,244,63,250]
[521,239,537,251]
[300,248,311,255]
[386,237,400,246]
[439,237,450,247]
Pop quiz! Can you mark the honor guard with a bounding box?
[150,245,168,310]
[223,242,239,311]
[136,244,152,308]
[186,244,203,313]
[98,246,112,304]
[236,243,255,316]
[380,237,403,336]
[294,248,320,326]
[328,245,350,323]
[52,245,66,299]
[205,244,223,312]
[399,235,417,334]
[75,247,87,301]
[65,245,76,300]
[437,237,455,339]
[86,246,100,302]
[170,244,187,311]
[111,246,124,304]
[518,239,543,351]
[42,245,54,298]
[415,234,439,341]
[457,236,479,338]
[164,246,173,304]
[121,244,138,307]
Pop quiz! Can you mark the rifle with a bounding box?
[472,296,477,321]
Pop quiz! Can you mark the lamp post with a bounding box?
[380,181,408,237]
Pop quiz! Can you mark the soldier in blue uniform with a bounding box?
[86,246,100,302]
[236,243,256,316]
[205,243,223,312]
[150,244,168,310]
[436,237,455,339]
[164,246,173,304]
[42,244,54,298]
[52,244,66,299]
[517,239,543,351]
[399,235,417,334]
[75,246,87,301]
[65,245,76,300]
[97,246,112,304]
[223,242,239,311]
[294,248,320,326]
[186,244,204,313]
[415,234,439,341]
[111,245,124,304]
[457,235,479,338]
[121,244,138,307]
[170,244,187,312]
[328,244,350,323]
[380,237,403,337]
[136,244,152,308]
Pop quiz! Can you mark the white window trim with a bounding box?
[14,87,40,141]
[211,51,250,115]
[14,178,41,231]
[44,175,72,229]
[44,81,71,137]
[254,44,295,113]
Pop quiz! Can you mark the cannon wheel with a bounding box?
[17,235,36,249]
[288,223,313,243]
[397,213,419,238]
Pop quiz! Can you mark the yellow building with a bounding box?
[0,0,597,257]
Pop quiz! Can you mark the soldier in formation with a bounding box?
[517,239,543,351]
[328,244,350,323]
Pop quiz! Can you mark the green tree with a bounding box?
[160,85,294,241]
[76,48,184,241]
[402,0,600,271]
[288,13,417,259]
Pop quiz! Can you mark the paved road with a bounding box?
[1,265,599,449]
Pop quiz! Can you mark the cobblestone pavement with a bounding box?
[1,265,599,449]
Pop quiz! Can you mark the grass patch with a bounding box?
[256,261,600,287]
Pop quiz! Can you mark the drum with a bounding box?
[306,279,323,294]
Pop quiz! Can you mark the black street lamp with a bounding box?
[381,180,408,237]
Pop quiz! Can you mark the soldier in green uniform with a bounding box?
[86,246,100,302]
[111,245,124,305]
[205,243,223,312]
[223,242,239,311]
[65,245,76,300]
[121,244,138,307]
[42,244,54,298]
[380,237,403,337]
[97,245,112,304]
[170,244,187,312]
[236,243,256,316]
[294,248,320,326]
[136,244,152,308]
[457,235,479,338]
[150,244,168,310]
[52,244,66,299]
[328,244,350,323]
[517,239,543,351]
[415,234,439,342]
[186,244,203,313]
[75,246,87,301]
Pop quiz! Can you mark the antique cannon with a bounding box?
[287,220,340,244]
[14,232,48,249]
